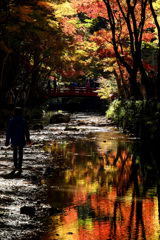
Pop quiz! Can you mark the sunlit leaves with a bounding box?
[72,0,156,66]
[0,0,159,100]
[47,19,59,29]
[54,1,77,18]
[96,76,118,99]
[151,0,160,43]
[152,0,160,13]
[60,17,77,36]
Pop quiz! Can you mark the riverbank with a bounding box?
[106,99,160,141]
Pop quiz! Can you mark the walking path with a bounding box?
[0,131,52,240]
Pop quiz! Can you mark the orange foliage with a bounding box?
[60,17,77,36]
[71,0,156,78]
[11,6,33,23]
[37,1,54,12]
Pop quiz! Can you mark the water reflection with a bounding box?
[41,134,160,240]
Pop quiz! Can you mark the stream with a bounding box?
[0,113,160,240]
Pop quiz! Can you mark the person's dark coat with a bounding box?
[6,116,30,146]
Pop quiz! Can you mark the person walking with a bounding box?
[54,77,57,93]
[5,107,31,171]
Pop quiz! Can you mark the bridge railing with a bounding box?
[47,87,99,97]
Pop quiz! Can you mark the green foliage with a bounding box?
[106,99,160,141]
[84,18,97,29]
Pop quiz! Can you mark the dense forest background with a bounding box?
[0,0,160,110]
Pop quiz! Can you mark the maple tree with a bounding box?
[70,0,157,99]
[53,2,102,81]
[0,0,159,106]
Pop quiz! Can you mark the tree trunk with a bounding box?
[139,61,152,99]
[149,0,160,100]
[103,0,144,100]
[156,48,160,100]
[129,73,142,100]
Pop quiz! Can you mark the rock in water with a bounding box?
[50,113,70,124]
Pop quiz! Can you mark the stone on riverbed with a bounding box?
[20,206,35,216]
[50,113,70,124]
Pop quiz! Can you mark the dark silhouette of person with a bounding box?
[5,107,31,171]
[54,77,57,93]
[47,77,51,94]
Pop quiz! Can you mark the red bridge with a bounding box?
[46,87,99,98]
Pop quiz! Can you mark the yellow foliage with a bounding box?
[54,2,77,18]
[75,49,89,57]
[96,77,118,100]
[47,19,59,29]
[153,0,160,11]
[151,0,160,43]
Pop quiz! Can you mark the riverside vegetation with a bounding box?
[106,99,160,142]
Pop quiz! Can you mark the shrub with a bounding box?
[106,99,160,141]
